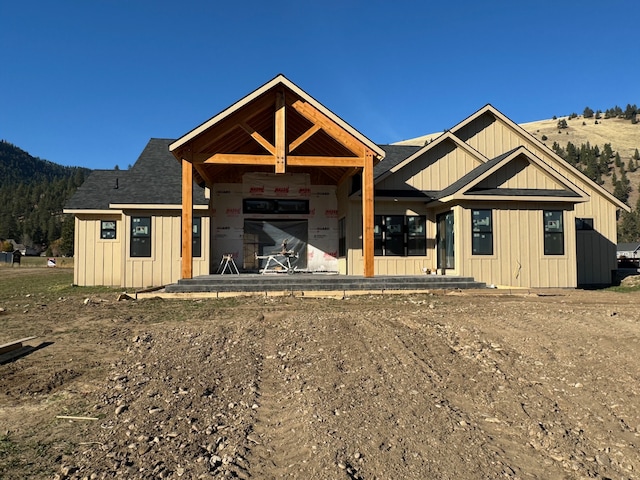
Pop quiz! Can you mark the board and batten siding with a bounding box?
[376,140,481,192]
[73,214,123,287]
[122,212,210,289]
[475,156,567,190]
[459,203,577,288]
[456,113,619,285]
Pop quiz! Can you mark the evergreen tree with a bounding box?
[618,211,639,242]
[583,106,594,118]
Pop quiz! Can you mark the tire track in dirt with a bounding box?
[247,311,316,479]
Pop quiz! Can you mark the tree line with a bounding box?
[551,140,640,242]
[0,140,89,256]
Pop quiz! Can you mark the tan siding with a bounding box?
[377,140,481,192]
[73,215,122,286]
[459,203,576,288]
[121,211,211,288]
[458,113,619,285]
[476,157,565,190]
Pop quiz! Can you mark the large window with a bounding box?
[101,220,116,239]
[543,210,564,255]
[131,217,151,257]
[471,209,493,255]
[374,215,426,256]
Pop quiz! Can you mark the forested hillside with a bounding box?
[0,140,90,256]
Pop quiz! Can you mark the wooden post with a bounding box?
[275,90,286,174]
[362,150,374,277]
[181,158,193,279]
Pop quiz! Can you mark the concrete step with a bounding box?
[165,274,486,293]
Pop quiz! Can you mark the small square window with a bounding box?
[101,220,117,239]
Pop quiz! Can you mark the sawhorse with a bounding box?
[217,254,239,275]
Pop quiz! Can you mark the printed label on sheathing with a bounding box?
[308,207,316,217]
[324,251,338,260]
[225,208,241,217]
[249,186,265,195]
[325,209,338,218]
[298,187,311,197]
[274,186,289,196]
[216,189,231,195]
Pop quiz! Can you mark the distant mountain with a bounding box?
[0,140,90,255]
[0,140,89,186]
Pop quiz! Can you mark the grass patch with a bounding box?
[0,268,121,303]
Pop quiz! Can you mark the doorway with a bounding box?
[436,211,454,270]
[243,219,308,271]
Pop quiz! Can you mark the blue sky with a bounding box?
[1,1,638,170]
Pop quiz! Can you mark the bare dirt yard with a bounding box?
[1,267,639,479]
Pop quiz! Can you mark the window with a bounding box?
[131,216,151,257]
[338,217,346,257]
[180,217,202,257]
[575,218,594,231]
[407,216,427,255]
[374,215,426,256]
[192,217,202,257]
[243,198,309,214]
[544,210,564,255]
[101,220,116,239]
[472,209,493,255]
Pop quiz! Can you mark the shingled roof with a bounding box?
[65,139,207,210]
[374,144,423,178]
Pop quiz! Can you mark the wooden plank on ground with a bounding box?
[0,336,38,355]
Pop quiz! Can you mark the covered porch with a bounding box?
[169,75,385,280]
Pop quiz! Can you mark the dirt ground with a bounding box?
[1,268,639,479]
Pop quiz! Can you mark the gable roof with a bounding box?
[433,146,588,204]
[375,131,487,185]
[450,104,630,211]
[169,74,385,161]
[65,139,208,211]
[617,242,640,253]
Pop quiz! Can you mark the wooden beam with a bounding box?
[197,153,276,165]
[288,124,321,153]
[190,93,277,153]
[290,100,365,157]
[240,122,276,155]
[275,91,286,173]
[181,159,193,279]
[193,163,214,186]
[362,151,375,278]
[287,155,365,168]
